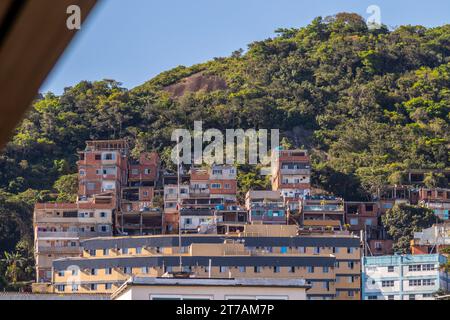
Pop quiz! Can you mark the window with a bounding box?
[333,247,339,254]
[57,285,65,292]
[89,250,96,256]
[95,154,101,160]
[313,247,320,254]
[103,153,115,160]
[91,268,97,275]
[123,267,132,274]
[254,266,261,273]
[298,247,305,253]
[422,264,435,271]
[122,248,129,254]
[409,295,415,300]
[90,284,97,291]
[387,266,394,272]
[289,266,296,273]
[367,296,377,300]
[409,279,421,286]
[307,266,315,273]
[132,169,139,175]
[387,295,395,301]
[144,169,151,175]
[220,266,229,273]
[141,267,149,274]
[422,279,435,286]
[87,183,96,191]
[238,266,246,273]
[103,249,109,256]
[184,218,192,225]
[273,266,280,273]
[382,280,394,287]
[79,170,85,176]
[350,218,359,225]
[105,268,112,275]
[423,293,433,298]
[211,183,221,189]
[100,212,107,218]
[72,269,79,276]
[348,291,354,297]
[72,284,79,292]
[348,262,355,269]
[365,204,374,212]
[323,267,329,273]
[105,283,112,290]
[224,183,231,189]
[408,265,421,272]
[136,247,142,254]
[347,247,354,254]
[183,266,192,273]
[102,182,115,191]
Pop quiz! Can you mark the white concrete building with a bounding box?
[112,276,310,300]
[362,254,449,300]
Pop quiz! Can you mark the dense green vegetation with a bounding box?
[382,204,438,253]
[0,13,449,288]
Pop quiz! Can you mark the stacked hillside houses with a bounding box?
[33,139,450,299]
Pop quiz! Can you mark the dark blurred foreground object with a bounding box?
[0,0,97,148]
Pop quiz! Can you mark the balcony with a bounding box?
[250,201,284,208]
[37,231,111,240]
[189,188,210,197]
[280,168,311,175]
[37,231,79,239]
[36,217,106,224]
[303,205,344,212]
[37,246,82,254]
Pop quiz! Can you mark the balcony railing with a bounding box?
[37,231,79,239]
[37,231,111,239]
[280,168,311,175]
[37,246,82,254]
[250,202,285,209]
[36,217,107,224]
[303,205,344,212]
[189,189,210,196]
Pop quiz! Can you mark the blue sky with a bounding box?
[41,0,450,94]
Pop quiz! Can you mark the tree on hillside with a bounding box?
[0,240,35,289]
[423,172,449,189]
[382,204,438,253]
[54,173,78,203]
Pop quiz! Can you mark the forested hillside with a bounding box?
[0,13,449,288]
